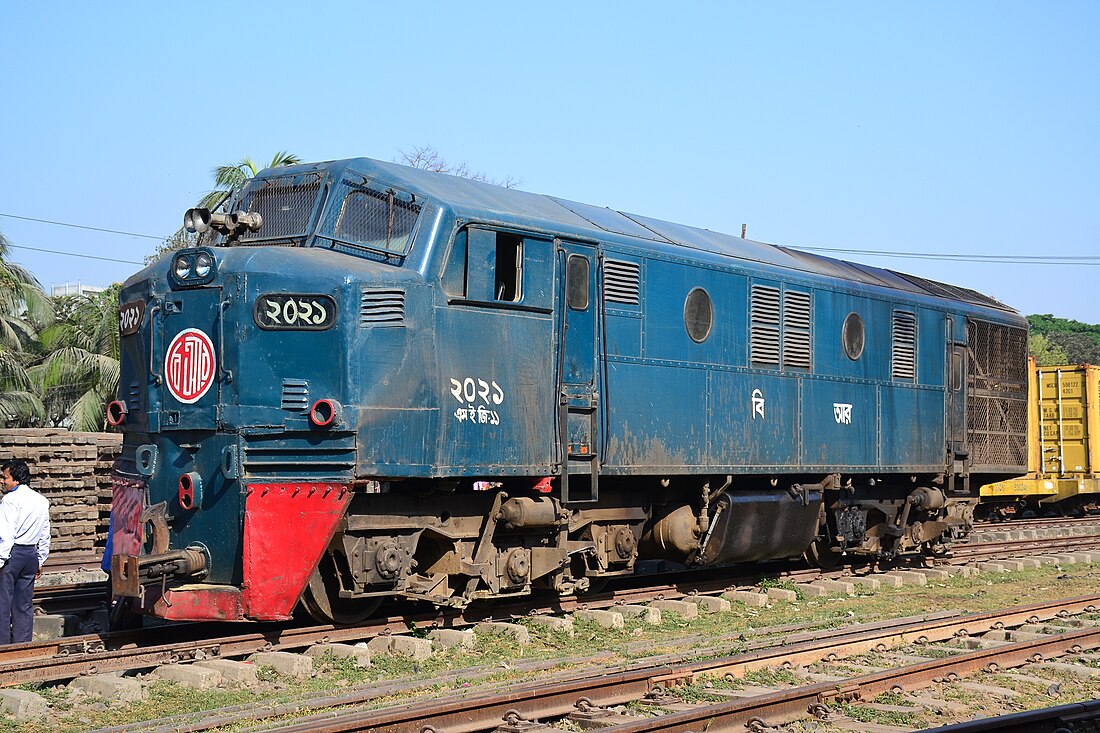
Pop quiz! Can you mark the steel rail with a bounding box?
[8,532,1098,687]
[0,566,819,686]
[919,699,1100,733]
[149,595,1100,733]
[89,612,964,733]
[587,627,1100,732]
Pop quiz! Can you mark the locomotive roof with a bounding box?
[273,157,1019,316]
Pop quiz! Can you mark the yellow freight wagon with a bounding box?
[980,361,1100,516]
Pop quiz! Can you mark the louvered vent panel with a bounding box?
[891,311,917,380]
[128,382,141,414]
[782,290,812,369]
[750,285,781,365]
[603,259,641,305]
[783,331,812,369]
[359,288,405,326]
[751,286,781,324]
[281,379,309,411]
[750,326,781,364]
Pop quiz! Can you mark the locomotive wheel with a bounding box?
[301,554,381,625]
[803,538,843,569]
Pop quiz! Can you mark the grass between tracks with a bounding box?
[5,563,1100,733]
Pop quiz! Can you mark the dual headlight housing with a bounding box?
[170,248,217,287]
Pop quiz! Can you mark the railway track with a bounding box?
[86,595,1100,733]
[13,529,1100,684]
[28,519,1100,622]
[5,535,1100,731]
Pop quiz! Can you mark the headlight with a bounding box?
[194,252,213,278]
[173,255,192,280]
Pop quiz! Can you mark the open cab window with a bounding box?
[443,226,552,310]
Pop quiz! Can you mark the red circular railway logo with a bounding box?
[164,328,216,404]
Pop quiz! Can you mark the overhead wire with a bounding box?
[0,212,165,241]
[5,243,144,266]
[2,211,1097,267]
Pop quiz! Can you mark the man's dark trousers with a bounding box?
[0,545,39,644]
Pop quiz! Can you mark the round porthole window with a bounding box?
[684,288,713,343]
[842,312,865,360]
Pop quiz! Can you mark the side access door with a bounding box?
[946,315,969,493]
[556,241,600,503]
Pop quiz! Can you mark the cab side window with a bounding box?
[443,226,552,309]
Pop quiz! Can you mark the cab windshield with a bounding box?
[317,174,421,256]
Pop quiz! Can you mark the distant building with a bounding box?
[51,282,106,297]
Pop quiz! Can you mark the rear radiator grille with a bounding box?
[967,319,1028,467]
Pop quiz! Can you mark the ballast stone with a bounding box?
[70,674,147,702]
[193,659,259,685]
[847,576,881,591]
[886,570,927,586]
[367,634,434,659]
[684,595,731,613]
[305,642,372,666]
[764,587,798,602]
[474,621,531,645]
[649,599,699,620]
[808,579,855,595]
[154,663,223,690]
[722,590,769,608]
[996,560,1027,572]
[33,614,77,640]
[525,615,575,635]
[793,583,828,597]
[575,609,624,629]
[428,629,476,649]
[250,651,313,679]
[918,568,951,581]
[0,689,49,721]
[616,604,663,624]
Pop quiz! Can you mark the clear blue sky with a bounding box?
[2,2,1097,321]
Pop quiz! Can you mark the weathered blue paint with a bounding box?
[111,156,1028,591]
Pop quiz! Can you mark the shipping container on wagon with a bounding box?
[981,361,1100,512]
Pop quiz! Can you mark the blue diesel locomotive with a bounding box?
[107,157,1029,623]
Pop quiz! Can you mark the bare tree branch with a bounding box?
[397,145,521,189]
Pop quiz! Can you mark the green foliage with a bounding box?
[1028,332,1069,366]
[30,285,121,431]
[145,228,199,265]
[1028,314,1100,365]
[1,228,49,424]
[156,151,303,261]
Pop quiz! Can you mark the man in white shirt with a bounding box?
[0,460,51,644]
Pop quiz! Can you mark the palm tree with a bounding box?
[0,228,49,425]
[151,151,304,263]
[31,286,120,431]
[198,150,303,210]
